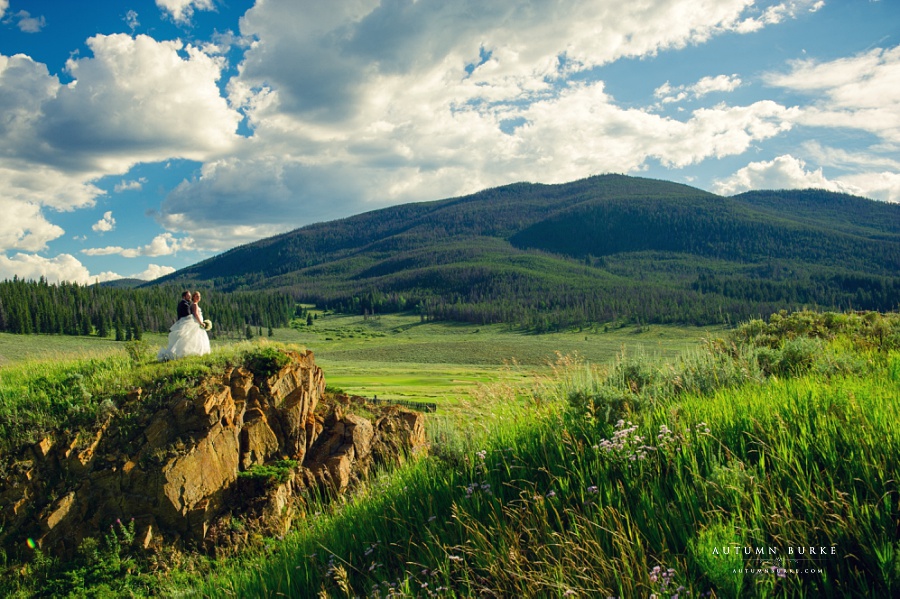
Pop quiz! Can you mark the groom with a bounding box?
[177,290,192,320]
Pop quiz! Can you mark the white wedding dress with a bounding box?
[157,306,211,361]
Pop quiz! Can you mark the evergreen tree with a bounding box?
[115,321,124,342]
[97,315,108,338]
[80,313,92,336]
[245,324,254,340]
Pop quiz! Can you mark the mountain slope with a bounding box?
[155,175,900,327]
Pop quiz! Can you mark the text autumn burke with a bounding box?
[711,546,837,556]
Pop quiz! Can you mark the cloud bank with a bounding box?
[158,0,810,242]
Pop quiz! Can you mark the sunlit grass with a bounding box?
[5,311,897,598]
[192,312,900,598]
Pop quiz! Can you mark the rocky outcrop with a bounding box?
[0,349,427,559]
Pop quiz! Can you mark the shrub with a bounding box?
[123,340,151,365]
[245,346,291,378]
[568,387,635,424]
[689,520,745,598]
[777,336,821,375]
[238,460,299,485]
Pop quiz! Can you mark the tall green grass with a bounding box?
[192,311,900,598]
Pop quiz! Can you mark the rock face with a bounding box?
[0,349,427,558]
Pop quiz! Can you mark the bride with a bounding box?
[157,291,211,360]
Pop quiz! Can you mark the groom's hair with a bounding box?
[182,290,191,299]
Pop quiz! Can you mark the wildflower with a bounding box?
[563,590,576,597]
[448,555,463,562]
[546,490,556,498]
[587,485,599,494]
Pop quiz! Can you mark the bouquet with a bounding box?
[202,319,213,331]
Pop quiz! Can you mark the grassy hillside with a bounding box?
[154,175,900,328]
[195,310,900,598]
[1,311,897,597]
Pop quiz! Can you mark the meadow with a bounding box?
[1,311,897,598]
[280,313,709,407]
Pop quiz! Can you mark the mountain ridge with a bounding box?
[154,174,900,327]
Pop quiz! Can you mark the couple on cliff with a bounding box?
[156,290,211,361]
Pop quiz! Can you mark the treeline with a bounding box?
[299,259,900,330]
[693,272,900,311]
[0,278,295,338]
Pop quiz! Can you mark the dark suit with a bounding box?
[177,298,192,319]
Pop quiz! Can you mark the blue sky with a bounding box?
[0,0,898,283]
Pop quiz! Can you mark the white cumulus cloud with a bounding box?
[125,10,139,32]
[132,263,176,280]
[10,10,46,33]
[0,196,66,252]
[733,0,823,34]
[655,74,743,104]
[0,34,241,256]
[765,44,900,143]
[0,253,120,284]
[713,155,848,195]
[114,178,146,193]
[838,171,900,204]
[92,211,116,233]
[156,0,215,25]
[712,154,900,202]
[82,233,194,258]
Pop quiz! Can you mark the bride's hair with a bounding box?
[192,291,201,301]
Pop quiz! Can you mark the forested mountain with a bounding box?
[155,175,900,328]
